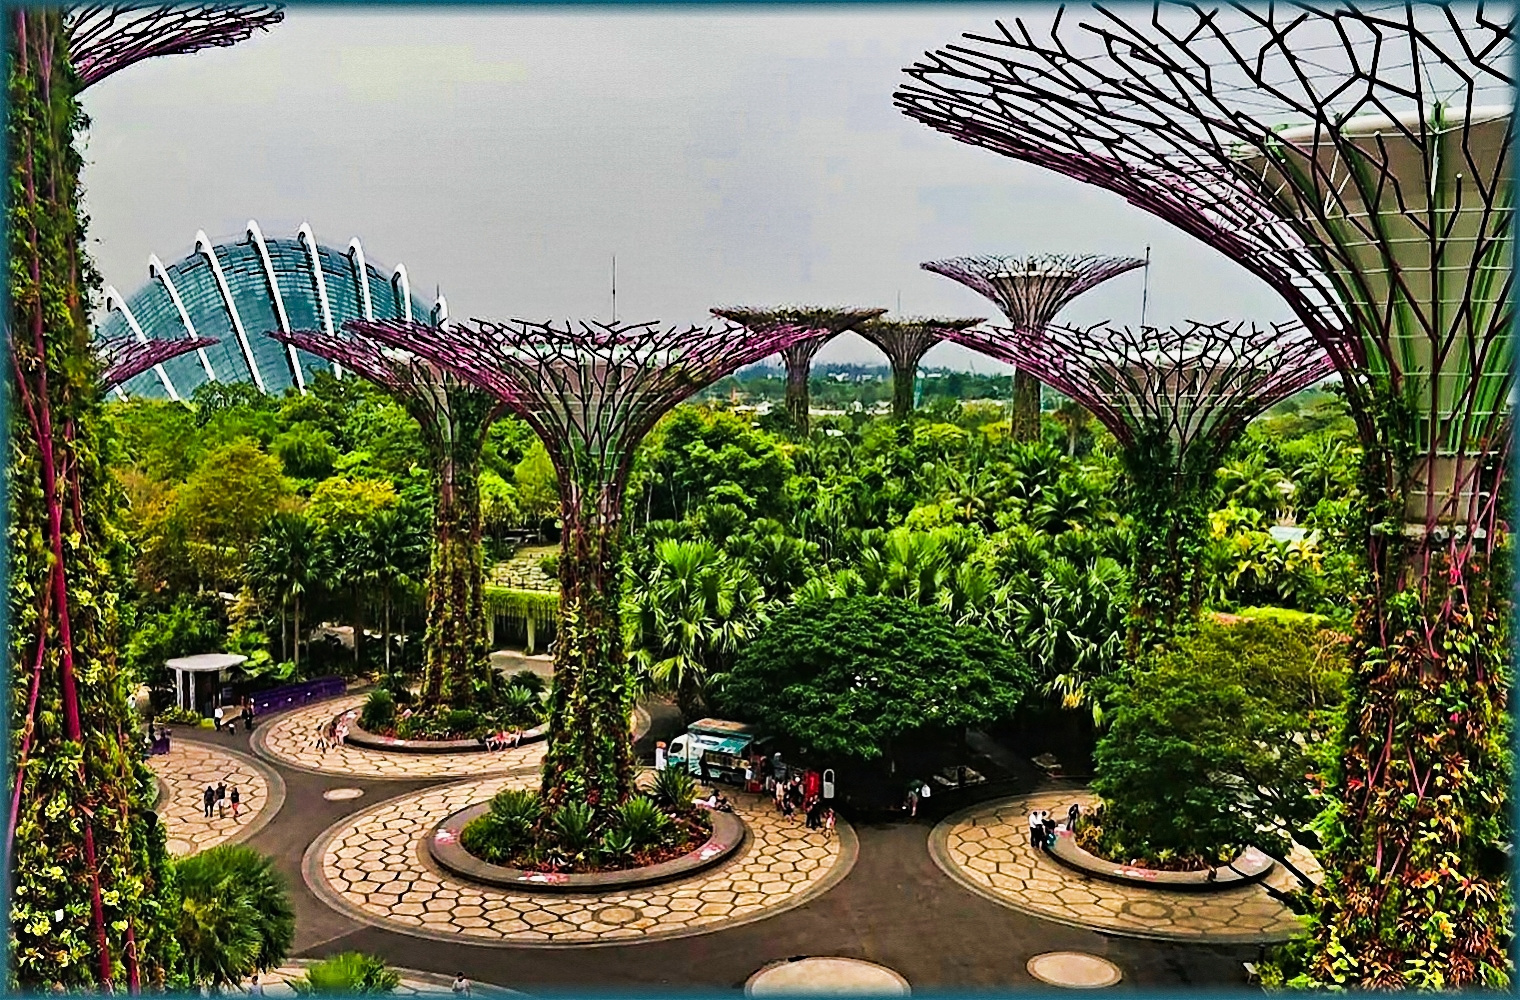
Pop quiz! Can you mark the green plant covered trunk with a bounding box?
[1010,369,1041,442]
[6,10,177,988]
[420,444,490,709]
[1119,439,1213,656]
[784,358,811,435]
[889,359,917,421]
[539,487,636,815]
[1295,538,1512,989]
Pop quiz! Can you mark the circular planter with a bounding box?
[427,802,747,893]
[1048,828,1274,891]
[338,708,546,754]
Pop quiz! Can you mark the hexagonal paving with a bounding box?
[146,739,282,856]
[306,777,856,946]
[254,695,546,779]
[930,791,1316,944]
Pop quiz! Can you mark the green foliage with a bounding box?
[509,670,546,695]
[122,596,223,686]
[721,596,1033,760]
[513,440,559,521]
[611,795,672,849]
[172,845,295,988]
[551,801,597,852]
[484,586,558,624]
[652,766,696,815]
[360,689,396,732]
[176,438,292,588]
[272,424,340,480]
[461,788,541,864]
[292,953,400,995]
[538,553,559,577]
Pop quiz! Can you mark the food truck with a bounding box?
[664,718,770,784]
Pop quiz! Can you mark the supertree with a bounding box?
[897,4,1513,987]
[97,333,215,394]
[946,320,1333,650]
[711,307,885,434]
[854,316,984,420]
[66,4,283,91]
[8,5,281,989]
[920,254,1146,439]
[272,330,503,710]
[350,317,821,813]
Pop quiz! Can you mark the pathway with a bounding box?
[147,739,284,856]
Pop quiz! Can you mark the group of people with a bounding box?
[315,715,350,752]
[903,779,935,818]
[484,729,525,751]
[1028,802,1083,851]
[143,721,171,756]
[213,699,256,736]
[759,755,835,836]
[202,781,242,820]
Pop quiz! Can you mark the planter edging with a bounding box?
[1048,828,1274,891]
[339,708,546,755]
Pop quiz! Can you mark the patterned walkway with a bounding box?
[305,778,856,947]
[254,696,545,779]
[146,739,284,857]
[930,791,1315,944]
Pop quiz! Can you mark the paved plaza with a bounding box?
[931,790,1315,944]
[308,776,854,946]
[147,739,284,856]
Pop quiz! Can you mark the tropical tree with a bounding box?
[245,512,329,673]
[175,438,292,589]
[172,845,295,990]
[1008,556,1127,723]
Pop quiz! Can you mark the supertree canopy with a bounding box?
[66,4,283,90]
[921,254,1145,438]
[897,4,1513,987]
[272,329,502,711]
[97,332,216,394]
[854,316,984,420]
[8,6,282,990]
[350,317,818,813]
[711,306,884,434]
[947,319,1333,647]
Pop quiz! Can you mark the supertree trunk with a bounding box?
[421,441,490,708]
[857,317,983,423]
[780,341,823,435]
[1117,440,1215,656]
[888,358,917,422]
[1010,370,1040,442]
[7,9,174,988]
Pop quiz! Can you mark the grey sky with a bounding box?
[80,5,1297,371]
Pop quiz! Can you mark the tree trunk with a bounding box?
[1011,370,1041,442]
[890,360,916,421]
[785,354,811,434]
[421,438,489,709]
[293,599,301,674]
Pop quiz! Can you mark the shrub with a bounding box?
[173,844,295,988]
[462,788,541,864]
[509,670,545,695]
[552,801,596,852]
[653,766,696,815]
[613,796,672,849]
[499,686,541,727]
[158,706,203,726]
[359,689,395,732]
[442,708,481,736]
[538,553,559,577]
[292,953,400,995]
[600,828,635,859]
[489,787,541,829]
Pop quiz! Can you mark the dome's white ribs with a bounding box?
[104,284,181,401]
[299,222,342,378]
[150,253,218,383]
[248,219,304,394]
[348,238,375,321]
[195,232,266,393]
[391,263,413,324]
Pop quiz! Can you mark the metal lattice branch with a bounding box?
[857,316,986,420]
[349,317,825,500]
[66,4,283,90]
[896,4,1514,487]
[921,254,1145,330]
[97,334,215,390]
[947,320,1335,463]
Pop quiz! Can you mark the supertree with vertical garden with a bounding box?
[710,307,884,435]
[271,329,504,711]
[896,3,1513,988]
[854,316,985,421]
[920,254,1146,439]
[348,316,822,814]
[8,4,282,989]
[942,319,1333,652]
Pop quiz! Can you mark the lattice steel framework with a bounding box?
[66,4,283,90]
[97,332,214,392]
[272,329,502,710]
[855,316,984,420]
[711,306,885,434]
[349,316,822,811]
[896,4,1513,542]
[922,254,1145,437]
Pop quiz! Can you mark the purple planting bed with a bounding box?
[1048,828,1274,891]
[427,802,747,893]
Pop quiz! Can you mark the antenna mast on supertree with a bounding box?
[921,254,1145,438]
[855,316,983,420]
[272,330,503,710]
[948,320,1333,648]
[98,332,215,392]
[898,5,1513,987]
[351,316,822,812]
[66,4,284,90]
[711,306,885,435]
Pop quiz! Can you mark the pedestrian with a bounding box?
[699,751,711,786]
[906,782,920,818]
[203,785,216,819]
[216,782,227,818]
[231,786,241,820]
[315,723,329,753]
[1027,808,1042,849]
[743,758,755,792]
[452,973,471,998]
[806,798,823,830]
[214,704,224,732]
[247,974,263,996]
[1042,811,1057,848]
[1067,802,1081,834]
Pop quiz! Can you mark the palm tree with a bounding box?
[359,508,426,676]
[173,844,295,990]
[1009,556,1127,724]
[246,512,328,674]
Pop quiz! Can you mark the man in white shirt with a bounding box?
[1028,809,1043,848]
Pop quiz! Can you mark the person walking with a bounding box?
[214,704,224,732]
[1067,802,1081,834]
[203,785,216,819]
[230,786,242,820]
[1041,811,1057,849]
[905,782,920,818]
[216,782,227,819]
[1028,808,1042,849]
[824,807,836,839]
[452,973,471,998]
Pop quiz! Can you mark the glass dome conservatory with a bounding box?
[98,220,442,400]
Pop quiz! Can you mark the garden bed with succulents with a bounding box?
[1053,824,1273,890]
[428,768,745,890]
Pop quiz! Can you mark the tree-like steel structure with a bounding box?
[920,254,1146,438]
[7,6,283,989]
[855,317,984,420]
[349,317,819,812]
[711,307,885,434]
[897,5,1513,987]
[98,333,215,391]
[66,4,283,90]
[272,330,503,710]
[948,320,1333,649]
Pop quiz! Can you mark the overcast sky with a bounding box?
[79,5,1299,371]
